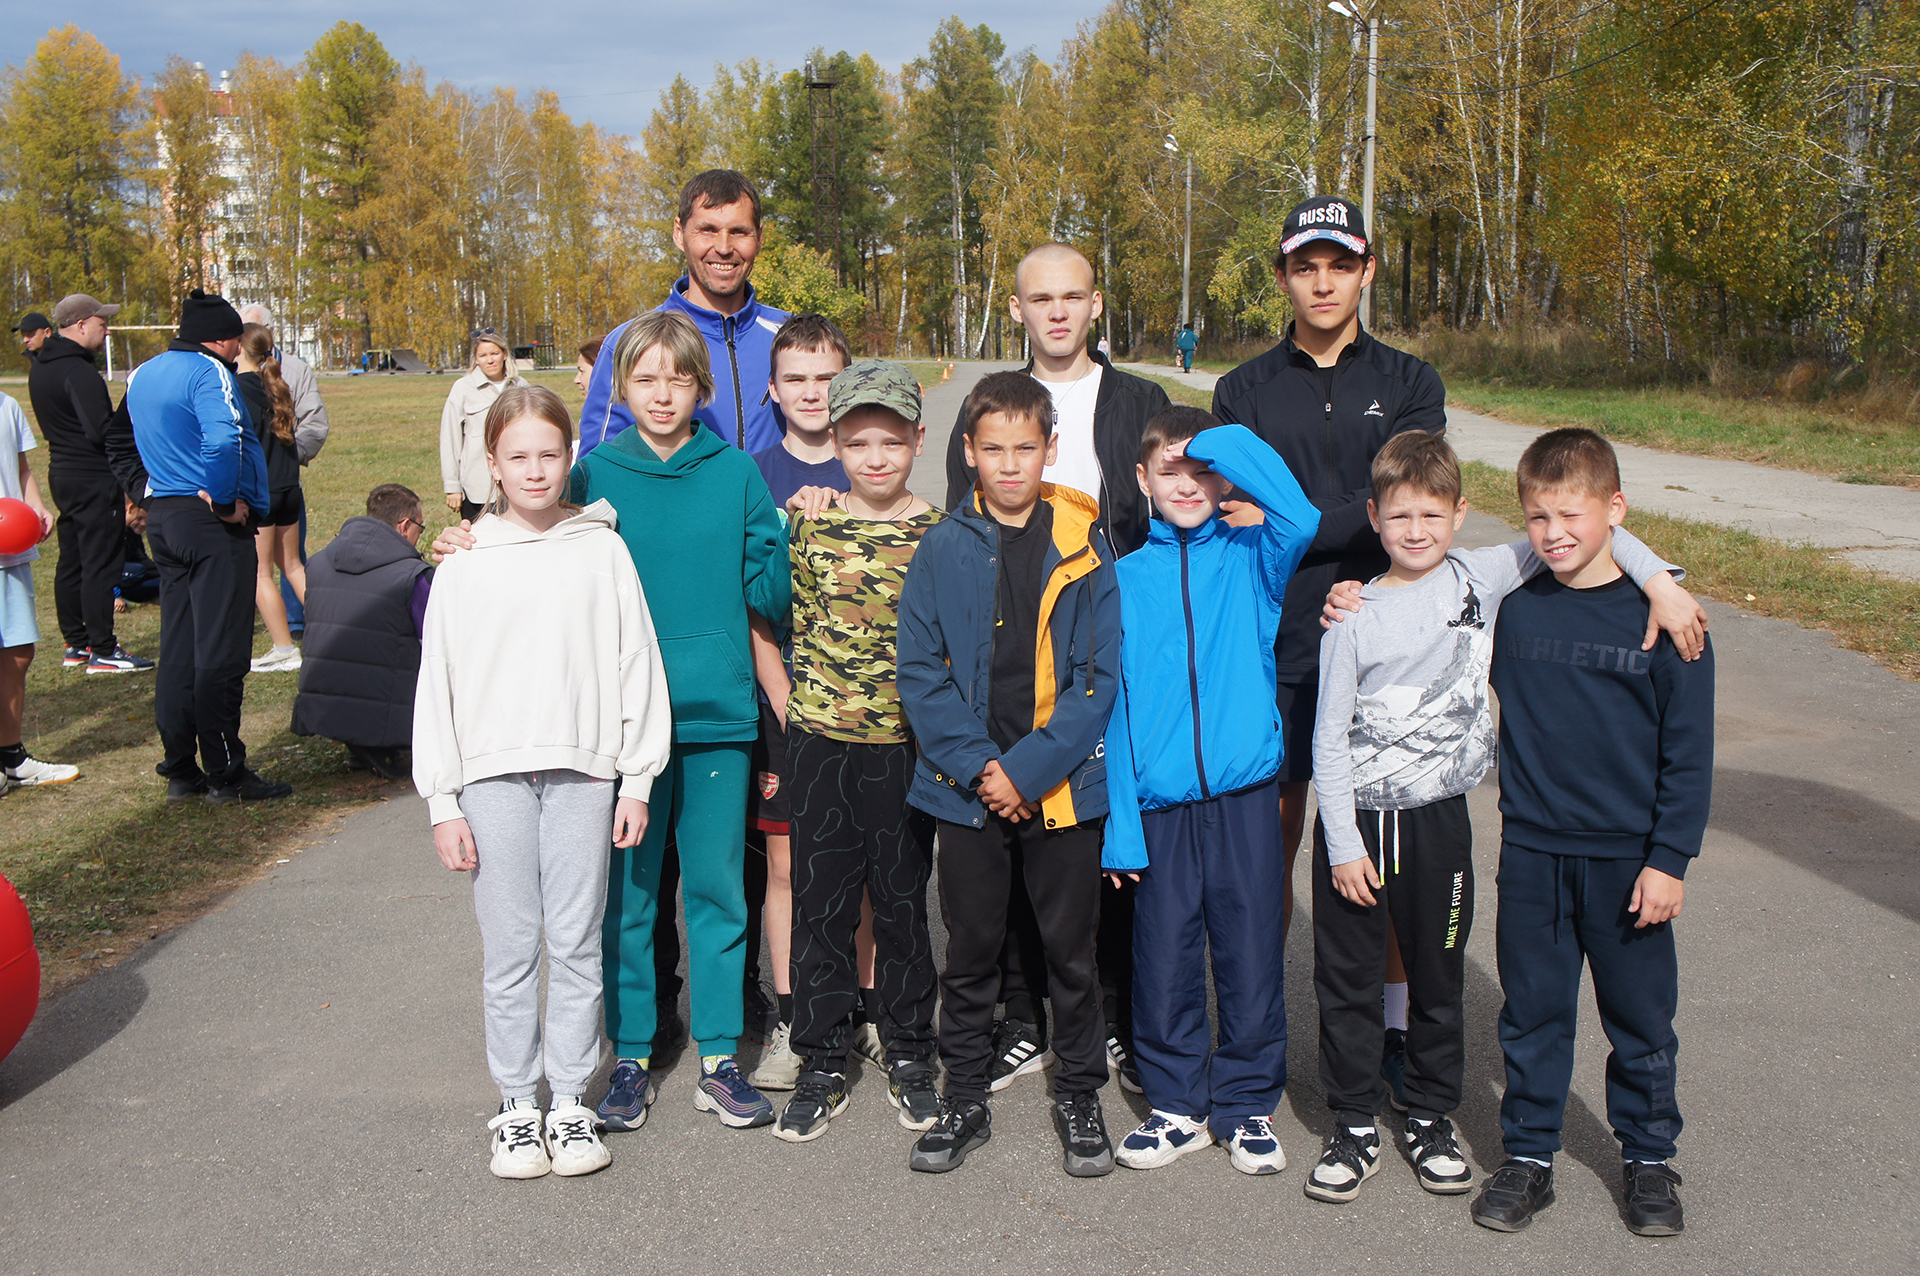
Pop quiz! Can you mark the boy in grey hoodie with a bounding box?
[1304,430,1702,1205]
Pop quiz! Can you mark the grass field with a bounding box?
[3,368,583,996]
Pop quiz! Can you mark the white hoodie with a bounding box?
[413,499,671,824]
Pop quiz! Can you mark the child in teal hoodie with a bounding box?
[570,311,790,1130]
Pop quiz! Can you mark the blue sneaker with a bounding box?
[596,1058,654,1131]
[1382,1028,1408,1111]
[693,1057,775,1129]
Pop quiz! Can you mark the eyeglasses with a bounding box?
[397,516,423,533]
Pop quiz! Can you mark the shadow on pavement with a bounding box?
[1711,769,1920,923]
[0,930,172,1111]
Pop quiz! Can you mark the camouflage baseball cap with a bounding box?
[828,359,922,425]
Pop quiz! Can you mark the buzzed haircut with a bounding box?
[771,314,852,368]
[1138,406,1219,466]
[578,336,603,364]
[1014,241,1095,293]
[366,483,422,527]
[963,370,1054,440]
[678,169,762,228]
[1371,430,1461,505]
[1516,427,1622,502]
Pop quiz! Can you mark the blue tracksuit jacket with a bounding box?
[578,279,789,457]
[1103,425,1320,870]
[897,484,1122,830]
[124,342,268,515]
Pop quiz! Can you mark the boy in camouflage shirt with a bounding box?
[773,360,947,1144]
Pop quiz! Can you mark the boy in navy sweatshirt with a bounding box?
[1471,428,1713,1238]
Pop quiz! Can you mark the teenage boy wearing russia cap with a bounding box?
[1209,196,1446,1082]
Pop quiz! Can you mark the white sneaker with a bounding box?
[249,647,302,673]
[851,1020,886,1070]
[5,755,79,787]
[1304,1125,1381,1202]
[1115,1111,1215,1170]
[487,1104,551,1179]
[1225,1116,1287,1175]
[545,1103,611,1177]
[749,1021,803,1091]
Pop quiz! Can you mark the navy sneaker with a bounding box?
[85,644,154,674]
[1382,1027,1408,1111]
[62,645,89,668]
[596,1058,655,1131]
[693,1057,775,1128]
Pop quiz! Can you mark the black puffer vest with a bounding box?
[292,517,433,747]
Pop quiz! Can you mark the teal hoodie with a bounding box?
[570,422,789,743]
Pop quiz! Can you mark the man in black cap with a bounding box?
[1210,196,1446,936]
[14,313,50,360]
[26,293,154,674]
[125,288,288,804]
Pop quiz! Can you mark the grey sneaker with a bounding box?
[909,1097,991,1173]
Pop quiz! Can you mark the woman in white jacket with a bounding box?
[414,384,671,1181]
[438,327,527,522]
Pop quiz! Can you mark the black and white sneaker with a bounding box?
[1052,1090,1115,1177]
[85,644,154,674]
[1304,1125,1382,1203]
[986,1018,1051,1092]
[889,1060,941,1131]
[909,1097,991,1173]
[774,1071,849,1143]
[1106,1034,1144,1094]
[1623,1161,1684,1236]
[1404,1116,1473,1193]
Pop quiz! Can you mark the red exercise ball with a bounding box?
[0,872,39,1066]
[0,497,40,557]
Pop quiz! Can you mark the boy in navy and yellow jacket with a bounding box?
[897,372,1121,1179]
[1104,408,1320,1177]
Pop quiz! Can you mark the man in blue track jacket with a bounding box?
[578,170,789,457]
[126,289,289,804]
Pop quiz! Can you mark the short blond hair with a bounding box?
[613,311,714,406]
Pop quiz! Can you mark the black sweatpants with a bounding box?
[936,813,1105,1101]
[1496,844,1682,1163]
[49,470,124,652]
[1313,794,1474,1125]
[787,728,935,1071]
[997,870,1133,1049]
[146,498,256,785]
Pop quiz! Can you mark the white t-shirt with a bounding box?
[0,392,40,569]
[1040,364,1103,502]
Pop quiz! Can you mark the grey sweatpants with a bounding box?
[463,770,616,1101]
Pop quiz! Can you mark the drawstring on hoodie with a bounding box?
[1374,809,1401,879]
[1550,854,1589,944]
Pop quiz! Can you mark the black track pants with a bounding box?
[146,498,255,785]
[49,470,124,651]
[1313,794,1474,1125]
[936,814,1105,1102]
[787,729,935,1071]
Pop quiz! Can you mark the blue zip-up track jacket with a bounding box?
[1103,425,1320,871]
[124,343,268,515]
[578,279,789,457]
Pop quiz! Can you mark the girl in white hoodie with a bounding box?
[413,384,671,1180]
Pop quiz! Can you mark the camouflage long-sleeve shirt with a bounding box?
[788,506,945,743]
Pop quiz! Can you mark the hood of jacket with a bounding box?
[327,516,429,575]
[469,498,619,549]
[32,333,97,371]
[592,418,729,477]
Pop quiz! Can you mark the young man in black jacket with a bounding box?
[1211,198,1445,936]
[943,242,1169,1097]
[26,294,153,675]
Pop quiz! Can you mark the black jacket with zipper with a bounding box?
[1210,325,1446,679]
[26,334,117,481]
[944,353,1173,557]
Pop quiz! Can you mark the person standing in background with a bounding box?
[440,328,526,523]
[235,324,307,673]
[239,305,329,638]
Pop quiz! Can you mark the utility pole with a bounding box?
[805,60,843,283]
[1331,1,1380,328]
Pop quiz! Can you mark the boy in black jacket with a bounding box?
[943,243,1168,1096]
[1471,429,1712,1238]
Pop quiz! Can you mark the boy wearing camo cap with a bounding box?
[773,359,947,1143]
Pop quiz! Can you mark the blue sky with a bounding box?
[17,3,1102,138]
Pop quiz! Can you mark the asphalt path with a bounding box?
[3,362,1916,1274]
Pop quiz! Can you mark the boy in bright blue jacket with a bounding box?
[1104,407,1320,1177]
[897,372,1122,1179]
